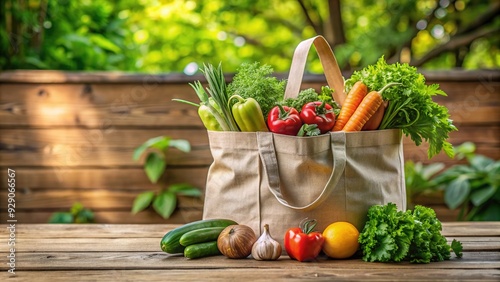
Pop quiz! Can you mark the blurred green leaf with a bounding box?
[169,139,191,153]
[144,152,165,184]
[75,209,95,223]
[168,183,202,197]
[153,190,177,219]
[131,191,155,214]
[70,202,84,215]
[476,204,500,221]
[133,136,171,161]
[470,186,497,207]
[470,155,494,171]
[48,212,74,224]
[90,34,121,53]
[488,163,500,187]
[422,163,445,180]
[444,176,471,210]
[455,142,476,157]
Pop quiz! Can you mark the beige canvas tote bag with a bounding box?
[202,36,406,242]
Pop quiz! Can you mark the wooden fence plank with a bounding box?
[1,127,497,167]
[1,78,498,127]
[0,167,208,190]
[0,210,203,224]
[0,190,204,210]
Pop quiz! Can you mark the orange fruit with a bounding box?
[322,221,360,259]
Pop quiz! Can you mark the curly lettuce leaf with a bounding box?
[358,203,414,262]
[408,205,451,263]
[345,57,457,159]
[451,239,463,258]
[359,203,463,264]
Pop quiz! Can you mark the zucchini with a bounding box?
[184,241,221,259]
[160,218,237,254]
[179,227,225,247]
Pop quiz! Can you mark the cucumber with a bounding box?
[179,227,225,247]
[184,241,221,259]
[160,218,237,254]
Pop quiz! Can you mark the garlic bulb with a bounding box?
[251,224,282,261]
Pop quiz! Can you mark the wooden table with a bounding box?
[1,222,499,281]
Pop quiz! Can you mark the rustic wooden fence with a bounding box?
[0,70,498,223]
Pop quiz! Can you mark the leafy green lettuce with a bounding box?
[359,203,463,263]
[345,57,457,159]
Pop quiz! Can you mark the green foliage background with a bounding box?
[1,0,499,73]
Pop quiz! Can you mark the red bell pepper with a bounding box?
[267,105,303,136]
[284,219,325,262]
[300,101,336,133]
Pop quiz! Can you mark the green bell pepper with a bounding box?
[228,95,268,132]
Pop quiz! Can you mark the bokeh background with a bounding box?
[2,0,499,73]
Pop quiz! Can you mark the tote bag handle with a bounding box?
[258,131,347,211]
[284,35,346,105]
[256,36,348,211]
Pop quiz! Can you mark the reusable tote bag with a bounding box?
[202,36,406,240]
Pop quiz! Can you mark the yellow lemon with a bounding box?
[322,221,360,259]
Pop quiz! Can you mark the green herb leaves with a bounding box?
[345,57,457,159]
[359,203,463,263]
[227,62,285,118]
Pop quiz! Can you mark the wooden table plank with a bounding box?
[441,222,500,236]
[1,222,499,281]
[2,236,498,253]
[0,252,498,271]
[2,222,498,239]
[5,269,500,282]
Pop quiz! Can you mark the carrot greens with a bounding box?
[345,57,457,159]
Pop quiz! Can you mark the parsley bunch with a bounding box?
[345,57,457,159]
[359,203,463,264]
[227,62,285,119]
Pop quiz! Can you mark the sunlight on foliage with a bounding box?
[1,0,498,72]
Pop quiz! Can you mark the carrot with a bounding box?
[342,83,401,132]
[332,81,368,131]
[362,100,388,130]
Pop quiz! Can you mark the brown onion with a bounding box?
[217,225,257,259]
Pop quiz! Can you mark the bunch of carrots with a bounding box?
[332,81,399,132]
